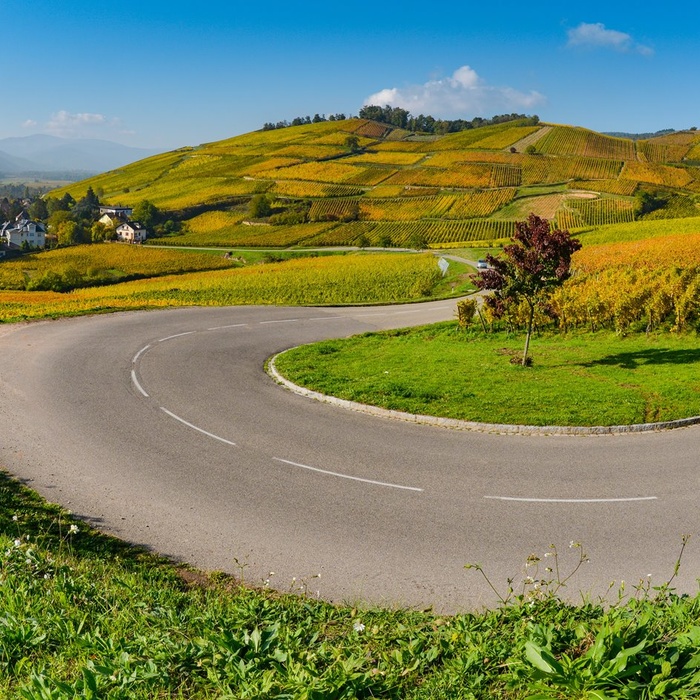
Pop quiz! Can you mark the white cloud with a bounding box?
[363,66,544,118]
[567,22,653,55]
[21,119,38,129]
[44,110,124,138]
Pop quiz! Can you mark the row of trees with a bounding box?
[358,105,539,135]
[262,114,349,131]
[261,107,540,136]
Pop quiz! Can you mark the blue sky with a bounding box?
[3,0,698,150]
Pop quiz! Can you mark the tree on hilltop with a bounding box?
[473,214,581,366]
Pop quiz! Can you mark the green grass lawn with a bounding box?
[4,470,700,698]
[274,323,700,426]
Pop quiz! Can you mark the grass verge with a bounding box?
[274,323,700,426]
[3,471,700,698]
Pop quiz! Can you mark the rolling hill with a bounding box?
[51,118,700,248]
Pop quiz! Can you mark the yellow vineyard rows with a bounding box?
[307,189,518,222]
[577,216,700,246]
[0,253,441,322]
[167,154,257,178]
[54,150,189,201]
[534,127,636,160]
[139,177,266,209]
[424,150,518,168]
[272,181,366,198]
[363,185,414,198]
[521,156,623,185]
[371,140,432,152]
[636,141,692,163]
[566,180,638,196]
[550,233,700,332]
[620,162,695,188]
[255,160,396,186]
[0,243,236,291]
[575,231,700,273]
[306,219,517,247]
[557,198,636,229]
[386,164,493,189]
[419,122,531,151]
[242,158,304,176]
[158,221,336,248]
[343,151,427,166]
[308,132,375,147]
[446,189,517,218]
[467,125,541,150]
[490,165,521,187]
[271,144,347,160]
[352,121,391,138]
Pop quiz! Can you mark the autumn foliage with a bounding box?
[474,214,582,364]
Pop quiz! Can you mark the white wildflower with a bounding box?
[353,621,366,633]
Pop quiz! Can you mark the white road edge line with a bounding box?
[260,319,299,325]
[160,407,237,446]
[159,331,196,342]
[132,344,151,364]
[273,457,423,492]
[131,370,149,398]
[484,496,658,503]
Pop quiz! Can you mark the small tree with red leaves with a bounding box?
[474,214,581,366]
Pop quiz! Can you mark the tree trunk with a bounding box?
[522,302,535,365]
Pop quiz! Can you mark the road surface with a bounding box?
[1,303,698,612]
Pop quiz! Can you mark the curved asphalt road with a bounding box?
[1,303,699,612]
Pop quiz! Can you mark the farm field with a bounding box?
[47,117,700,251]
[0,252,459,322]
[0,243,238,292]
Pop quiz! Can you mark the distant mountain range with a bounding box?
[0,135,162,178]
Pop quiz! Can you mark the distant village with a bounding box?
[0,188,157,257]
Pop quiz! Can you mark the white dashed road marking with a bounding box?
[484,496,658,503]
[131,370,149,398]
[160,407,237,446]
[159,331,196,342]
[273,457,423,492]
[207,323,250,331]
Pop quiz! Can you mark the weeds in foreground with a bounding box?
[464,536,699,699]
[2,470,700,699]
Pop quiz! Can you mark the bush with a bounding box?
[456,298,477,329]
[248,194,273,219]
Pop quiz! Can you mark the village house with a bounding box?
[0,211,46,249]
[98,213,121,228]
[115,220,148,243]
[98,205,133,219]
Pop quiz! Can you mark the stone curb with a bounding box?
[267,350,700,437]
